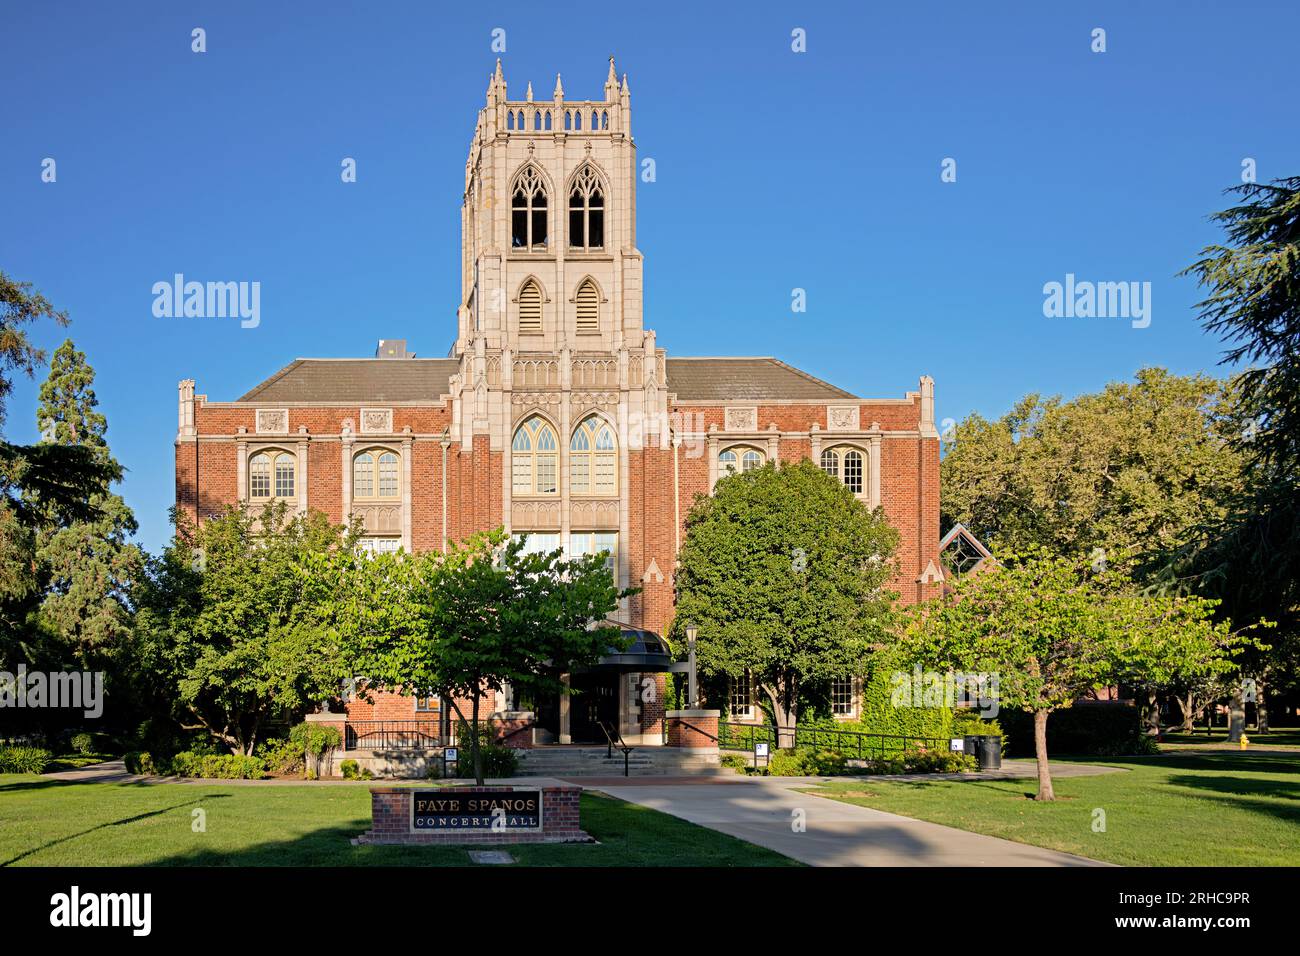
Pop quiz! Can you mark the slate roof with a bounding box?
[665,357,857,401]
[236,359,459,403]
[233,356,856,403]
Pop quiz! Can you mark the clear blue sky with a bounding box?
[2,1,1296,555]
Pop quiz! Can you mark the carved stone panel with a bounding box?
[511,499,562,530]
[724,406,757,432]
[569,498,620,529]
[570,391,619,409]
[359,408,393,434]
[827,405,861,431]
[352,503,402,534]
[512,392,563,407]
[256,408,289,434]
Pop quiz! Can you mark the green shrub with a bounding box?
[720,753,750,771]
[70,732,96,756]
[761,748,845,776]
[999,705,1144,757]
[168,750,266,779]
[339,759,374,780]
[289,723,342,757]
[0,746,53,774]
[257,737,304,776]
[123,751,156,774]
[455,744,519,778]
[453,721,520,778]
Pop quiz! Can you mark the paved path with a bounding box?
[41,759,141,783]
[585,775,1112,867]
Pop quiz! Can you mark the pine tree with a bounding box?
[33,340,142,664]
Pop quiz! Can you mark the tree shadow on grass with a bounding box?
[1159,786,1300,830]
[1166,773,1300,805]
[1,793,231,866]
[1104,752,1299,775]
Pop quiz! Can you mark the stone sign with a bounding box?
[412,789,541,832]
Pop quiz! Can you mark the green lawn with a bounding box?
[804,750,1300,866]
[1162,727,1300,749]
[0,778,799,867]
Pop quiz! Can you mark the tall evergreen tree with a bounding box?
[0,274,118,667]
[32,340,141,664]
[1162,176,1300,735]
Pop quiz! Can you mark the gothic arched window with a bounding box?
[512,416,558,496]
[719,446,764,476]
[575,278,600,333]
[821,446,864,494]
[570,415,617,495]
[517,278,543,334]
[568,165,605,250]
[354,449,400,500]
[510,166,548,251]
[249,450,295,500]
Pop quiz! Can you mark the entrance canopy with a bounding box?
[583,628,674,672]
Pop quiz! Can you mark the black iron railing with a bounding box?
[597,720,634,776]
[344,720,443,751]
[718,721,948,760]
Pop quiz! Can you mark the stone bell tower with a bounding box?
[455,56,644,357]
[447,57,665,464]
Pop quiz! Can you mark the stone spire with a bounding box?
[604,56,618,102]
[553,73,564,101]
[525,80,533,102]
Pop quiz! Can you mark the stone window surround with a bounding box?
[340,432,413,552]
[238,437,308,515]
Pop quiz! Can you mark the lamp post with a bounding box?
[685,624,698,708]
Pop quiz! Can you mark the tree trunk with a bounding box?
[1227,688,1245,743]
[1176,693,1195,733]
[1033,709,1055,801]
[471,684,484,786]
[1142,687,1161,737]
[1255,677,1269,733]
[762,676,798,749]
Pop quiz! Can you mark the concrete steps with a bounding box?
[514,746,726,777]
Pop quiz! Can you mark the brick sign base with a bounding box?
[357,785,592,846]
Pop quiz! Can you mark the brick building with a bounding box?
[174,59,942,748]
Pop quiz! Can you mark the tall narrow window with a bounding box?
[250,453,271,498]
[822,446,865,494]
[517,279,543,334]
[250,451,295,500]
[511,416,558,496]
[568,165,605,250]
[510,166,547,251]
[569,531,617,574]
[575,279,600,333]
[730,672,755,720]
[354,450,400,500]
[570,415,617,495]
[274,453,295,498]
[831,677,857,717]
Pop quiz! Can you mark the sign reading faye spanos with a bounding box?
[411,790,542,832]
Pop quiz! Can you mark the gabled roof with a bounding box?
[665,357,857,401]
[236,359,459,403]
[231,355,857,404]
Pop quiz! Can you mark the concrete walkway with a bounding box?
[586,775,1112,867]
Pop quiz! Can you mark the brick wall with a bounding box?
[361,785,588,845]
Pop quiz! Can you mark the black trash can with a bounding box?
[976,735,1002,771]
[962,735,979,759]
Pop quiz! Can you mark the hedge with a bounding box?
[998,703,1148,757]
[0,746,52,774]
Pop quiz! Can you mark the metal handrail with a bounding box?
[344,719,443,751]
[718,721,948,760]
[597,720,634,776]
